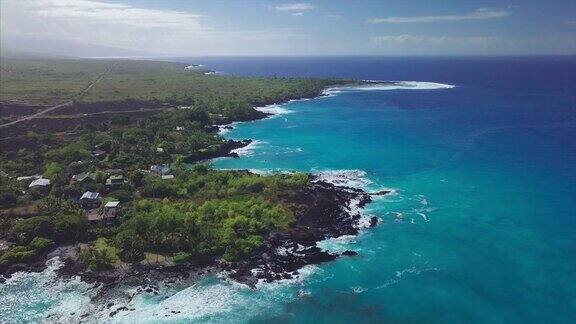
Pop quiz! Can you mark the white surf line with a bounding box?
[322,80,455,96]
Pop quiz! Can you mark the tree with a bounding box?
[115,230,146,263]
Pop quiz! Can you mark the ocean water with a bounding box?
[2,56,575,323]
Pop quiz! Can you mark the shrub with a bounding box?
[0,246,36,267]
[29,236,55,252]
[10,216,53,245]
[173,252,192,264]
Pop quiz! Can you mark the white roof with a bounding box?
[81,191,100,200]
[161,174,175,180]
[29,178,50,187]
[104,201,120,208]
[18,175,41,181]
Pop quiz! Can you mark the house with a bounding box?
[17,175,41,181]
[80,191,100,208]
[87,201,120,223]
[150,164,171,175]
[156,147,165,153]
[161,174,175,180]
[106,174,125,186]
[92,149,106,158]
[29,178,51,188]
[72,172,96,183]
[104,201,120,217]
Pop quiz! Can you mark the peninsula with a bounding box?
[0,58,378,292]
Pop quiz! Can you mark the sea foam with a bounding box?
[254,104,294,116]
[312,169,373,189]
[230,140,264,157]
[322,81,455,96]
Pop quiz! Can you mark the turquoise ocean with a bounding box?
[1,56,575,323]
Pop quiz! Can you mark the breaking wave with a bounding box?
[230,140,265,157]
[322,81,455,96]
[254,104,294,116]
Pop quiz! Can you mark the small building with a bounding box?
[106,174,125,186]
[29,178,51,188]
[0,171,8,178]
[87,201,120,223]
[104,201,120,217]
[92,149,106,158]
[72,172,96,183]
[161,174,175,180]
[17,175,41,181]
[104,201,120,209]
[156,147,165,153]
[105,169,123,175]
[80,191,100,209]
[150,164,171,175]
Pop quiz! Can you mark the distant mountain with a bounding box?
[0,35,158,58]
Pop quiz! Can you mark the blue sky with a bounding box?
[1,0,575,55]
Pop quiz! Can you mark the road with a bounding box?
[0,65,112,129]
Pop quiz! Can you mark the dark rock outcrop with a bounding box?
[342,250,358,257]
[224,180,372,286]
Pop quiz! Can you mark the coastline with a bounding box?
[0,82,389,320]
[1,79,429,285]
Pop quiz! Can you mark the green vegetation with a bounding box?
[0,58,348,107]
[79,237,118,271]
[0,236,54,268]
[0,57,336,272]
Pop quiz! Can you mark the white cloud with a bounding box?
[274,3,315,12]
[292,12,304,16]
[0,0,310,55]
[322,14,342,19]
[567,20,576,25]
[370,35,496,46]
[4,0,207,33]
[368,8,509,24]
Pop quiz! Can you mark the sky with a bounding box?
[1,0,575,56]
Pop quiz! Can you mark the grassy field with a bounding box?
[0,57,346,107]
[0,58,111,105]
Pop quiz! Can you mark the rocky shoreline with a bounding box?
[54,178,375,289]
[223,179,376,287]
[1,177,377,293]
[0,83,384,317]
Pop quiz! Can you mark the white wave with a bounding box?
[417,212,429,222]
[230,140,264,157]
[312,169,372,189]
[323,81,455,95]
[217,122,239,135]
[363,81,455,90]
[415,194,429,206]
[254,104,294,116]
[317,235,358,252]
[0,257,97,323]
[351,286,368,294]
[375,266,440,290]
